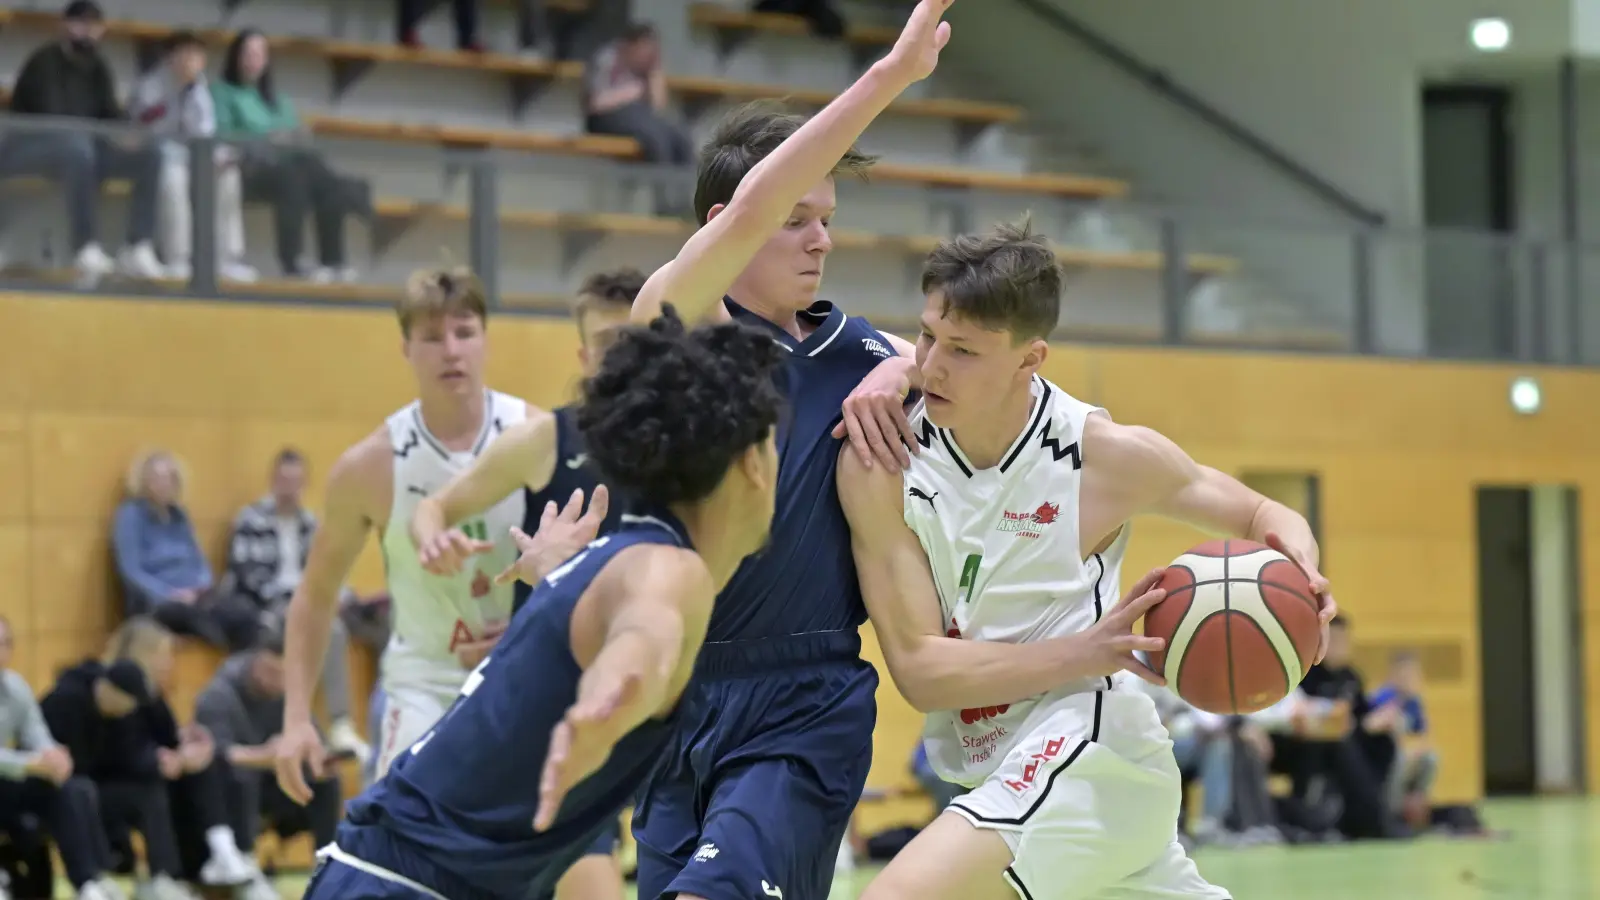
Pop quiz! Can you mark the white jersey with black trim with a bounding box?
[903,375,1141,788]
[378,389,527,694]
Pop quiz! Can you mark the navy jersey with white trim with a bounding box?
[341,515,688,899]
[711,298,897,640]
[515,405,629,612]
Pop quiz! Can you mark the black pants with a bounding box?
[223,759,341,854]
[98,779,183,879]
[0,776,109,890]
[143,591,261,651]
[169,762,235,881]
[241,147,366,273]
[398,0,479,47]
[1270,733,1390,839]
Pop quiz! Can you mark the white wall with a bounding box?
[943,0,1578,355]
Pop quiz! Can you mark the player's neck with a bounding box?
[727,284,808,341]
[416,388,488,449]
[948,386,1037,471]
[668,502,746,591]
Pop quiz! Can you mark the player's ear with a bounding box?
[1018,338,1048,379]
[704,202,727,223]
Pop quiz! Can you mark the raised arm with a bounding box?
[838,449,1159,712]
[276,434,386,802]
[631,0,953,325]
[534,546,713,829]
[412,408,559,575]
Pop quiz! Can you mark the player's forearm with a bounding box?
[281,586,338,726]
[409,496,451,546]
[578,628,680,745]
[893,633,1103,713]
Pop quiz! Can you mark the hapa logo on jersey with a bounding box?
[861,338,891,358]
[997,502,1060,539]
[1002,736,1070,796]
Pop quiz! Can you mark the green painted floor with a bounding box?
[67,798,1600,899]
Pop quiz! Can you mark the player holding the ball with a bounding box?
[838,219,1335,900]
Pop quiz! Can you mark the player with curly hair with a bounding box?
[300,305,787,900]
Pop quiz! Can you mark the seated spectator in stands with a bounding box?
[754,0,846,39]
[40,652,195,900]
[1268,617,1398,840]
[195,632,340,896]
[112,449,233,648]
[0,614,125,900]
[212,30,371,283]
[224,448,369,762]
[0,0,164,283]
[582,22,693,215]
[94,619,262,895]
[127,30,256,284]
[1367,650,1438,828]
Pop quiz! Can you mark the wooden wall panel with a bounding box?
[2,292,1598,802]
[0,526,30,636]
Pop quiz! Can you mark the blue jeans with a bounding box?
[0,130,158,252]
[1172,731,1233,825]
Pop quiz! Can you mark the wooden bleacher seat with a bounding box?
[687,2,900,48]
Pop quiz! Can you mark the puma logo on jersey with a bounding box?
[909,486,938,509]
[565,453,588,470]
[406,485,428,497]
[861,338,891,358]
[762,881,784,899]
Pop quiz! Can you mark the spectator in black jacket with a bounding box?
[40,656,192,900]
[0,0,164,283]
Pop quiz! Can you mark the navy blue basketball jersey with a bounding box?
[515,405,628,612]
[710,298,898,641]
[339,514,690,900]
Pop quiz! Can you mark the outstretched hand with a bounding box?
[1078,567,1169,685]
[1264,532,1337,664]
[495,486,610,587]
[533,672,642,831]
[883,0,954,85]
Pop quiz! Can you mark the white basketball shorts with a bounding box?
[374,679,459,779]
[946,690,1231,900]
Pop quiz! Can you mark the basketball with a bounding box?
[1142,539,1322,714]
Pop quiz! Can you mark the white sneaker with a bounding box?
[220,261,259,283]
[78,879,123,900]
[311,265,359,284]
[164,261,192,281]
[135,875,201,900]
[201,851,259,886]
[328,717,372,765]
[75,242,116,281]
[117,242,165,279]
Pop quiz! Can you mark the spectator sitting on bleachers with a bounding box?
[194,631,338,900]
[583,21,693,215]
[40,652,195,900]
[0,614,125,900]
[112,449,242,649]
[0,0,164,283]
[224,448,369,762]
[398,0,485,52]
[1367,650,1438,829]
[126,30,257,284]
[213,30,371,283]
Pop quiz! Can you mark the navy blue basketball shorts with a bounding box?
[633,632,877,900]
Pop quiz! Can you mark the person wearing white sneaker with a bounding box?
[0,2,164,285]
[127,31,258,286]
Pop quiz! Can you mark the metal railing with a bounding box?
[0,113,1594,366]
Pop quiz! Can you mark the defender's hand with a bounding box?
[882,0,954,85]
[533,672,641,831]
[495,486,610,587]
[832,356,920,470]
[418,529,495,577]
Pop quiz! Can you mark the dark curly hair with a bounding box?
[577,306,785,507]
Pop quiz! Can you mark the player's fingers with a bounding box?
[873,406,911,468]
[1119,634,1165,654]
[1126,567,1166,599]
[1122,655,1166,687]
[840,406,873,470]
[891,402,921,456]
[559,488,585,522]
[583,485,609,528]
[861,408,901,470]
[493,559,521,586]
[1112,587,1166,622]
[934,20,951,50]
[538,499,559,531]
[276,753,313,806]
[1317,591,1339,623]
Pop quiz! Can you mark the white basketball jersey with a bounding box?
[905,376,1135,787]
[379,390,527,694]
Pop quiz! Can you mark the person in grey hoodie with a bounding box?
[0,614,127,900]
[194,631,341,889]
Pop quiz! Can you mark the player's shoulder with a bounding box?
[835,442,906,522]
[604,541,715,611]
[324,427,394,514]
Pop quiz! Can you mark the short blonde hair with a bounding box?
[103,615,175,692]
[125,448,187,503]
[397,266,488,337]
[573,267,647,344]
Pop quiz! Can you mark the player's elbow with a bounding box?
[882,647,943,713]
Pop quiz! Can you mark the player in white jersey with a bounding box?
[839,221,1338,900]
[274,268,550,801]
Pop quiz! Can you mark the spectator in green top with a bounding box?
[211,29,371,283]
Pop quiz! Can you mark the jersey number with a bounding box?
[409,656,491,758]
[460,519,489,541]
[956,554,982,611]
